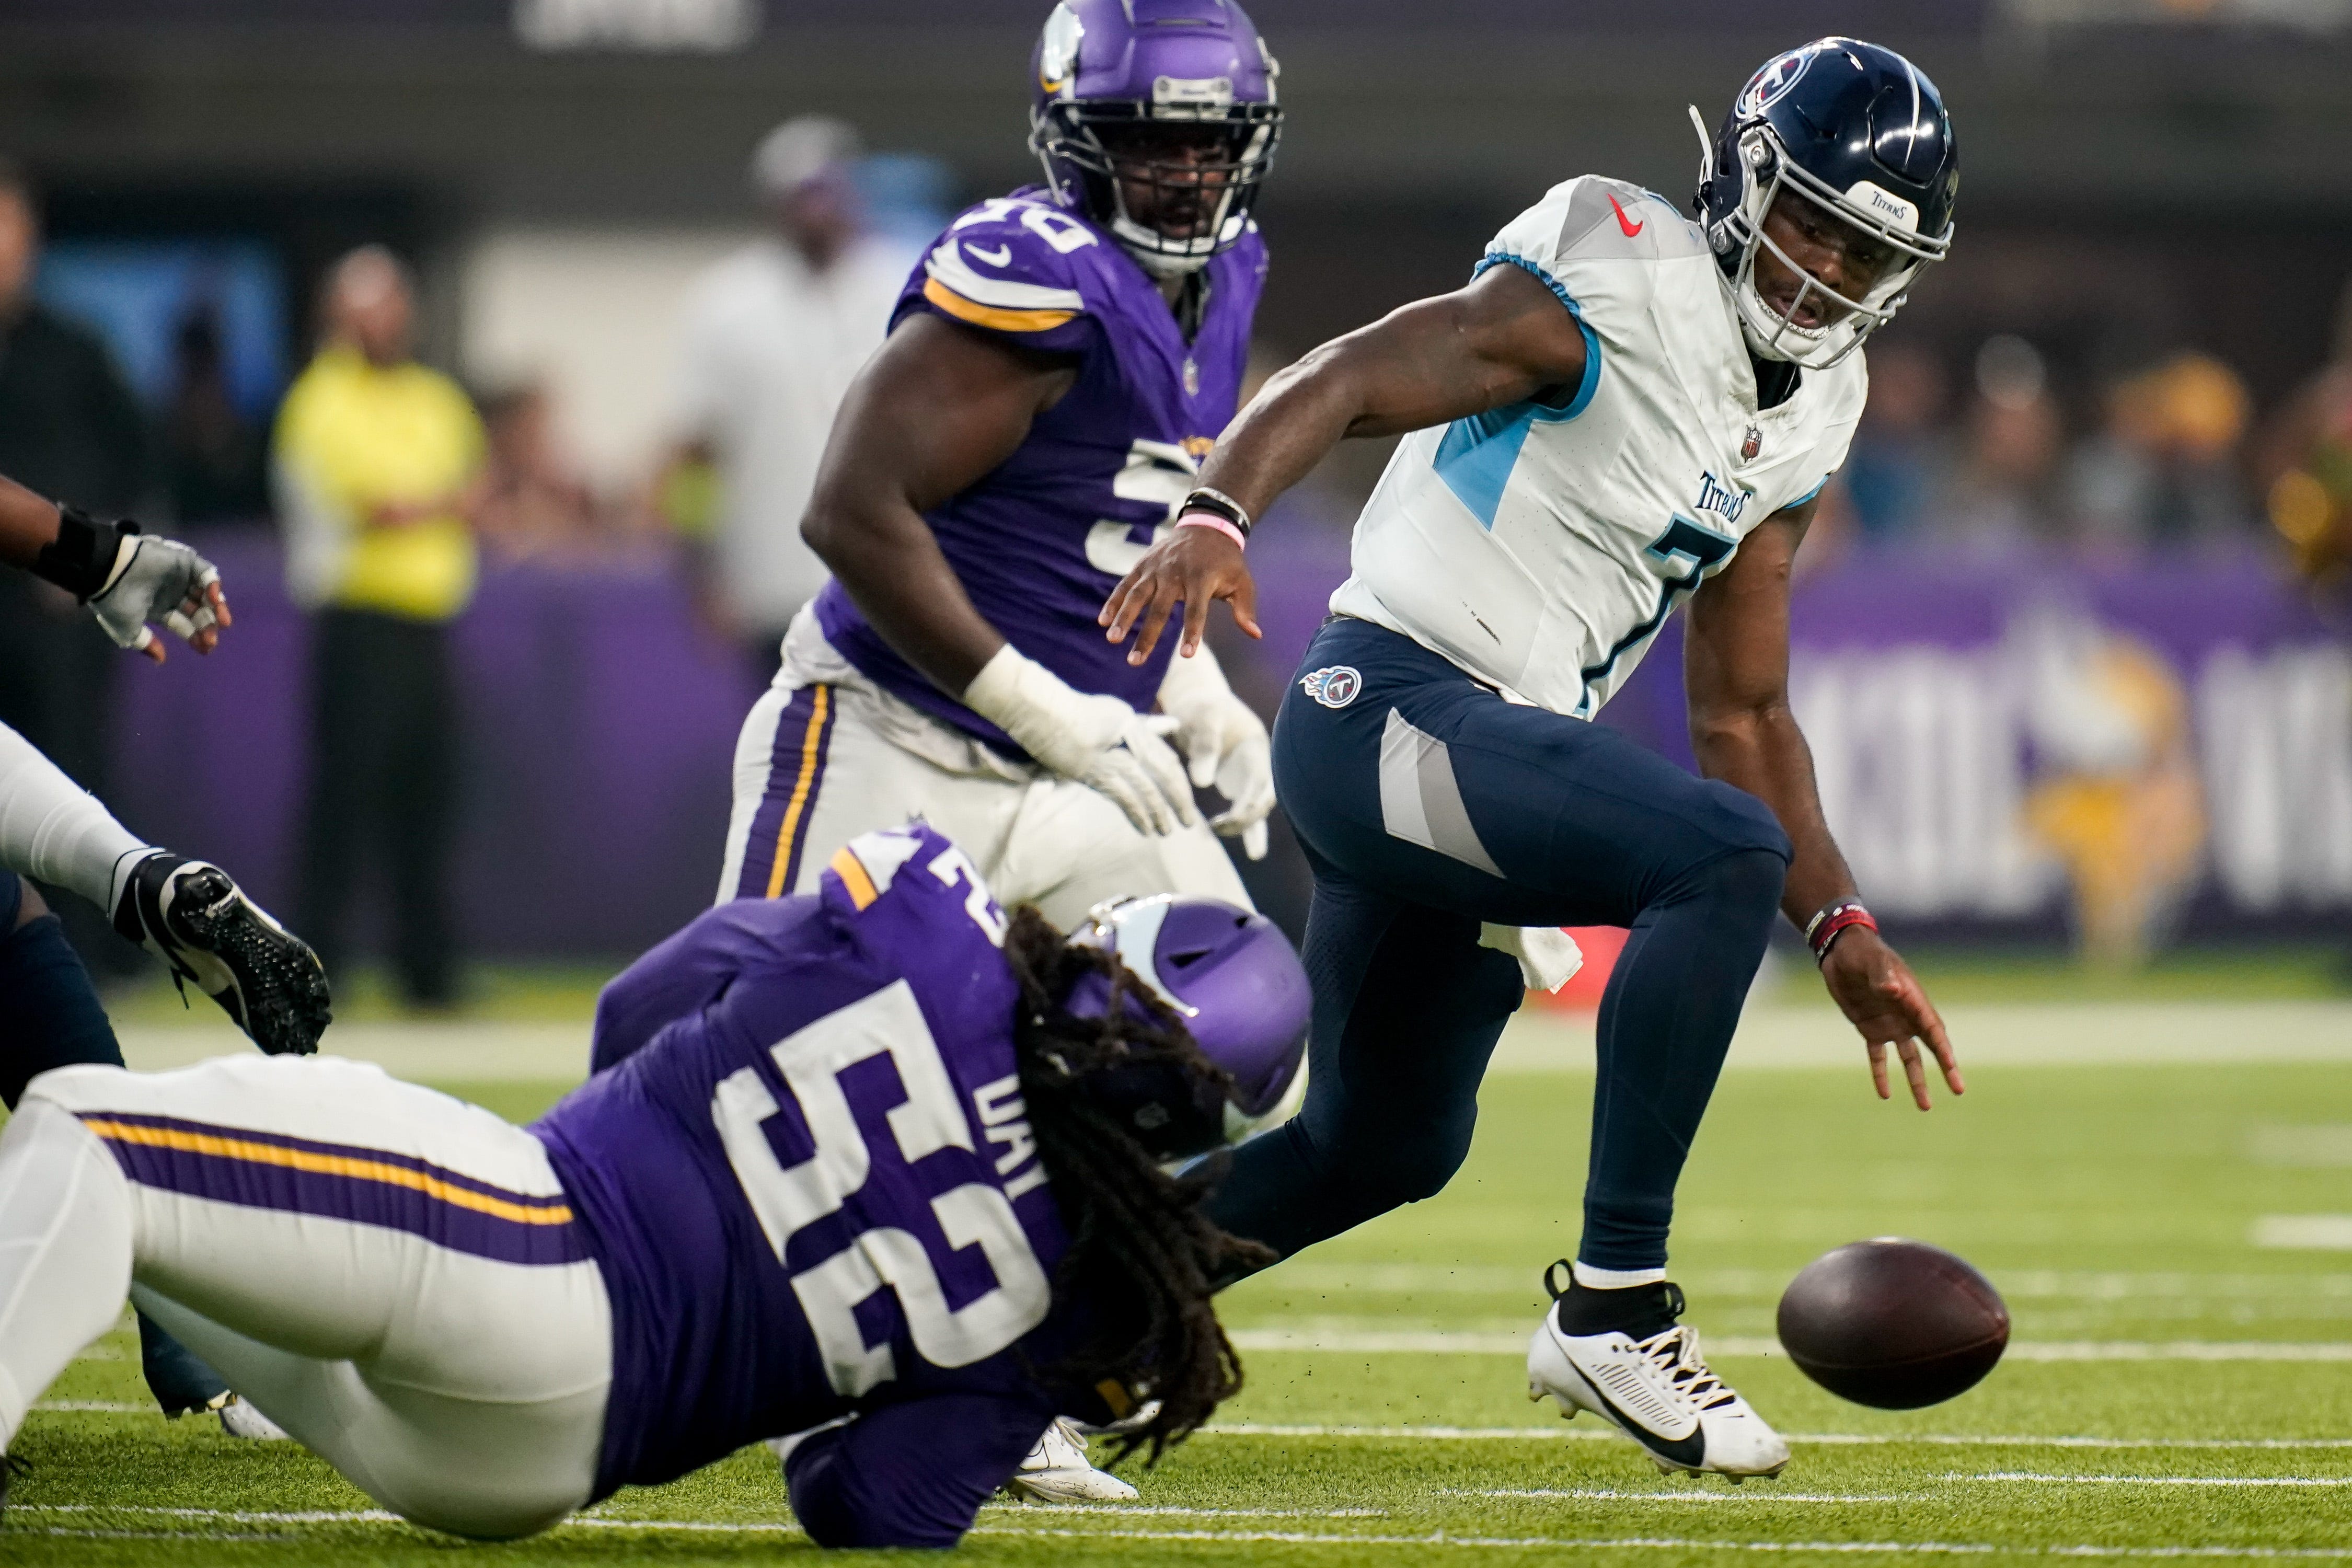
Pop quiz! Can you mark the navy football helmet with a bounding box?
[1029,0,1282,277]
[1693,38,1957,368]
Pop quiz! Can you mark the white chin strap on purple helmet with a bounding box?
[1072,893,1309,1155]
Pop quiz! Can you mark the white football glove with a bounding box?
[964,645,1200,837]
[88,533,221,654]
[1156,643,1275,860]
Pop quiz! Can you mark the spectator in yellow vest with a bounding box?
[273,247,485,1009]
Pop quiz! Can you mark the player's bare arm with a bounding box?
[1683,504,1959,1111]
[0,468,230,662]
[1100,260,1589,663]
[801,313,1078,695]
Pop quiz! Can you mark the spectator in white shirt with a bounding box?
[663,116,911,681]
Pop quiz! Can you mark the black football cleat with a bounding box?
[113,854,331,1056]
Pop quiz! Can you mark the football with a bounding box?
[1775,1238,2010,1409]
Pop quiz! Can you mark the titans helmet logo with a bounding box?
[1736,48,1812,119]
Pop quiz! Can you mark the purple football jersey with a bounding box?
[532,823,1095,1504]
[814,186,1266,757]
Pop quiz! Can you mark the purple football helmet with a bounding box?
[1029,0,1282,276]
[1067,893,1309,1159]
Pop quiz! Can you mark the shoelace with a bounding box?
[1630,1325,1739,1412]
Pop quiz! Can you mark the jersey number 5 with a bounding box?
[712,979,1052,1397]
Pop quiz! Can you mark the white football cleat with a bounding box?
[1004,1417,1138,1503]
[1527,1281,1789,1480]
[212,1394,290,1441]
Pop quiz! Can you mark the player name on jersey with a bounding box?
[532,823,1101,1501]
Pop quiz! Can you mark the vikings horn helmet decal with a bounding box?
[1065,893,1310,1158]
[1028,0,1283,277]
[1692,37,1958,368]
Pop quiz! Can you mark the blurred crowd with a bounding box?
[1835,310,2352,591]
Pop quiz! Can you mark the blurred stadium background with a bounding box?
[1,0,2349,1007]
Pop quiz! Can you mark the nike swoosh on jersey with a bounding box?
[1607,193,1644,237]
[964,243,1013,267]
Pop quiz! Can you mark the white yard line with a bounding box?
[1495,1001,2352,1076]
[1251,1266,2352,1300]
[32,1401,149,1413]
[1462,1489,1907,1504]
[978,1504,1388,1518]
[972,1526,2352,1557]
[1227,1330,2352,1360]
[1975,1474,2352,1488]
[1202,1425,2352,1450]
[19,1505,2352,1557]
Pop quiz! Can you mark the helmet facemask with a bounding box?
[1694,110,1951,369]
[1031,98,1281,278]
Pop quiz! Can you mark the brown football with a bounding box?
[1775,1238,2010,1409]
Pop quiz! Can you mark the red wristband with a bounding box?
[1177,511,1247,551]
[1805,900,1876,964]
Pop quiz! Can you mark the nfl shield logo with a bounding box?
[1183,358,1200,397]
[1742,425,1762,461]
[1301,665,1362,709]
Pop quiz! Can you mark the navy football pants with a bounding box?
[1206,618,1791,1275]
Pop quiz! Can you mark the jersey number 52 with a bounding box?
[713,980,1052,1397]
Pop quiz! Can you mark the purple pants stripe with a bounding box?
[78,1111,589,1267]
[735,682,836,900]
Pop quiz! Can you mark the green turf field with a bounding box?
[10,1013,2352,1564]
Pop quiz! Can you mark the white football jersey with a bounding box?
[1329,176,1867,719]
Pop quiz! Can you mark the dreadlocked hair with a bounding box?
[1000,904,1275,1467]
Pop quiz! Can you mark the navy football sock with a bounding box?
[0,904,123,1109]
[1552,1278,1685,1340]
[1579,847,1786,1273]
[137,1311,229,1415]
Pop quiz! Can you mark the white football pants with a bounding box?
[0,1055,611,1540]
[717,612,1250,927]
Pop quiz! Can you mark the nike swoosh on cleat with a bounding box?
[1607,192,1645,237]
[1562,1358,1706,1469]
[965,243,1013,267]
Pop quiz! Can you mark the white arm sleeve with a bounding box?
[0,721,149,915]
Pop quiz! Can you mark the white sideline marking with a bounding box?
[973,1526,2352,1557]
[1229,1329,2352,1361]
[982,1504,1388,1518]
[1978,1474,2352,1488]
[1254,1264,2352,1300]
[32,1401,147,1413]
[22,1507,2352,1557]
[2247,1127,2352,1168]
[1466,1489,1904,1504]
[1203,1425,2352,1450]
[1495,1000,2352,1076]
[2255,1217,2352,1251]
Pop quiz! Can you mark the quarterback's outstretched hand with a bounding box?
[1157,643,1275,860]
[1101,523,1260,665]
[90,532,231,663]
[963,644,1200,837]
[1821,927,1961,1111]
